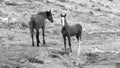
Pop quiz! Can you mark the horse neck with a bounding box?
[38,12,47,19]
[63,18,69,28]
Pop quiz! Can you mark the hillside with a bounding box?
[0,0,120,68]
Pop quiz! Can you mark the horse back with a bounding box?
[30,13,46,29]
[70,24,82,35]
[75,24,82,31]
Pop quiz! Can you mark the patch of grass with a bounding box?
[8,36,14,41]
[108,0,113,2]
[50,50,65,56]
[56,4,67,10]
[26,57,44,64]
[89,0,94,2]
[19,22,29,29]
[79,3,87,7]
[85,52,98,63]
[46,0,53,4]
[95,8,101,11]
[89,11,94,14]
[115,63,120,68]
[1,65,11,68]
[58,0,67,2]
[4,1,19,6]
[48,54,61,59]
[25,0,32,2]
[62,62,69,67]
[0,0,4,3]
[91,21,99,23]
[0,13,8,18]
[105,5,110,9]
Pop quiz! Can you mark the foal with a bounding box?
[29,10,54,47]
[61,14,82,55]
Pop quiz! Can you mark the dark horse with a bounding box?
[61,14,82,55]
[29,10,54,47]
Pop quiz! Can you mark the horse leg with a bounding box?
[78,37,81,55]
[36,29,40,47]
[42,26,46,44]
[63,35,66,51]
[67,36,72,55]
[78,32,82,55]
[79,31,82,40]
[76,34,79,42]
[76,35,80,55]
[31,34,34,46]
[29,22,35,46]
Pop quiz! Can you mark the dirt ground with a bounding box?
[1,0,120,68]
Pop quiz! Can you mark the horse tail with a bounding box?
[78,24,82,31]
[76,24,82,40]
[29,21,34,36]
[29,16,35,36]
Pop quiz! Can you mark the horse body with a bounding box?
[29,10,53,47]
[30,12,46,29]
[61,14,82,55]
[68,24,82,36]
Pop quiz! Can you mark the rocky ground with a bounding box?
[0,0,120,68]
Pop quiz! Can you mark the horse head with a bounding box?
[46,10,54,23]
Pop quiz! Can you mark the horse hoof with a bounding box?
[42,44,45,46]
[37,45,39,47]
[43,42,46,44]
[69,52,72,57]
[32,45,35,47]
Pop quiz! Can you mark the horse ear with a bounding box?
[65,14,66,17]
[49,10,51,12]
[61,14,63,17]
[46,10,51,12]
[46,10,48,12]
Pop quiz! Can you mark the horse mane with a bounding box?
[37,12,45,15]
[30,15,35,21]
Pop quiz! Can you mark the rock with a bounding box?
[115,63,120,68]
